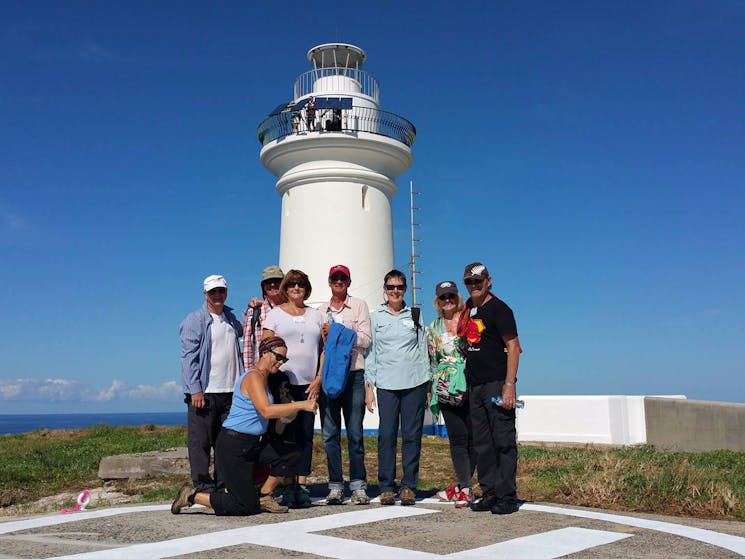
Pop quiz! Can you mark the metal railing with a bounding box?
[257,106,416,147]
[293,69,380,102]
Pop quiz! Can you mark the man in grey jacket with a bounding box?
[179,274,243,492]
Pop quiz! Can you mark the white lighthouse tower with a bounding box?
[257,43,416,309]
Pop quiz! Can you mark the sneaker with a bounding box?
[260,494,289,513]
[171,483,193,514]
[350,489,370,505]
[325,488,345,505]
[491,500,520,515]
[399,486,416,506]
[295,484,312,508]
[379,491,396,505]
[436,485,458,502]
[280,485,296,508]
[454,489,473,508]
[471,491,499,512]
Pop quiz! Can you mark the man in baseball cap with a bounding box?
[459,262,523,515]
[317,264,372,505]
[243,266,285,371]
[179,274,243,493]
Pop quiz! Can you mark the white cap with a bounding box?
[203,275,227,292]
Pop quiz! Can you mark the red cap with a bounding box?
[328,264,351,279]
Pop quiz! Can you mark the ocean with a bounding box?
[0,412,187,435]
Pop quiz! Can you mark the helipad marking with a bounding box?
[1,500,743,556]
[520,503,745,555]
[44,508,628,559]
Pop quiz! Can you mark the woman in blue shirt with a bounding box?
[171,336,317,516]
[365,269,430,506]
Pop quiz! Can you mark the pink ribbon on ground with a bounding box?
[60,490,90,514]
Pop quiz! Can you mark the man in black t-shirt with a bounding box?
[460,262,522,514]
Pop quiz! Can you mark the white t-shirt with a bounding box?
[206,312,241,393]
[264,306,324,385]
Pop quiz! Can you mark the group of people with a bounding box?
[173,260,522,517]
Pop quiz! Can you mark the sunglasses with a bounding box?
[464,278,485,286]
[329,273,350,282]
[438,293,456,301]
[207,287,227,294]
[262,280,280,289]
[385,284,406,291]
[269,349,289,364]
[286,281,307,289]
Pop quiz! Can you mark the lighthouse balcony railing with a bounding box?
[294,69,380,102]
[257,106,416,147]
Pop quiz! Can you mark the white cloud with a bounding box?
[0,378,182,403]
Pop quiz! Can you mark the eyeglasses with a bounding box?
[385,284,406,291]
[207,287,227,294]
[438,293,456,301]
[464,278,485,286]
[329,274,350,282]
[286,281,307,289]
[269,349,289,364]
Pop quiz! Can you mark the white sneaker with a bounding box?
[325,488,345,505]
[350,489,370,505]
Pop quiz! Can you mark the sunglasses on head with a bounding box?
[286,281,307,289]
[385,284,406,291]
[329,273,349,282]
[464,278,485,286]
[269,349,289,364]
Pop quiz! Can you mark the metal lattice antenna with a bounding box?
[409,180,422,307]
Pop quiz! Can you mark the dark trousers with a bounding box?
[441,402,477,489]
[186,392,232,492]
[288,384,315,477]
[210,429,301,516]
[376,382,428,492]
[469,380,517,503]
[320,369,367,491]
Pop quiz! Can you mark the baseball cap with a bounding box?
[203,275,227,292]
[261,266,284,283]
[435,281,458,298]
[463,262,490,280]
[328,264,351,279]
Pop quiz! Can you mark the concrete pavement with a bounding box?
[1,497,743,558]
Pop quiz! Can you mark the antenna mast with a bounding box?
[409,180,422,307]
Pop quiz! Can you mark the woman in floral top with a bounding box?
[427,281,476,508]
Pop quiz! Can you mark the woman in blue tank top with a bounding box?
[171,336,318,516]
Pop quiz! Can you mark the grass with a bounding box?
[1,426,743,521]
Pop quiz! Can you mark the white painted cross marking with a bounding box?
[44,508,629,559]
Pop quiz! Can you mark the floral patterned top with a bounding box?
[426,316,467,415]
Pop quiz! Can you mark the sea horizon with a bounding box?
[0,412,187,436]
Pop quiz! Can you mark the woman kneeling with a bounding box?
[172,336,318,515]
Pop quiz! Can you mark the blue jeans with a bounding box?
[376,382,428,493]
[320,369,367,491]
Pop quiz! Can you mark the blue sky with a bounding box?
[1,1,743,413]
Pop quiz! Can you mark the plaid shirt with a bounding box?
[242,298,275,371]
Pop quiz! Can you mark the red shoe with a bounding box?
[454,489,473,508]
[436,485,458,502]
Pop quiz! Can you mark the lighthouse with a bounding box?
[257,43,416,309]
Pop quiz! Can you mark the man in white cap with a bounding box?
[179,275,243,493]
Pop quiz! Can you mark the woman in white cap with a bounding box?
[427,281,476,508]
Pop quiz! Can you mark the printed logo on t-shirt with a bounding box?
[465,318,485,348]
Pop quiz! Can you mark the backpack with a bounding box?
[411,306,422,340]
